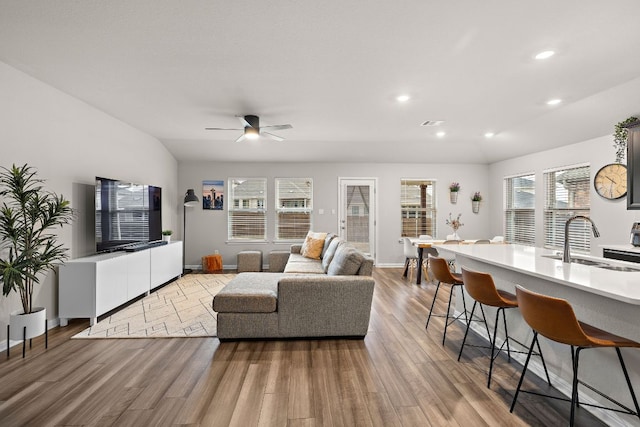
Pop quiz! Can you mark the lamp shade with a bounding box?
[184,189,199,207]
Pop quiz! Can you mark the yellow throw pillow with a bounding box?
[301,231,327,259]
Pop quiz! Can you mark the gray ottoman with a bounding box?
[237,250,263,272]
[269,250,290,272]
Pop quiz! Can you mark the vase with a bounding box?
[472,201,480,214]
[450,191,458,204]
[9,307,46,340]
[453,231,460,240]
[162,235,171,243]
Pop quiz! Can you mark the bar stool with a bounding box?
[511,285,640,426]
[458,268,550,389]
[425,256,468,346]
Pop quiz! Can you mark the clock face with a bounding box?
[594,163,627,200]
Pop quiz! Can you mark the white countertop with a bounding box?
[434,243,640,305]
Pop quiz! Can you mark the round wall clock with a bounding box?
[594,163,627,200]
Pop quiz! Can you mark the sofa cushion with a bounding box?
[327,244,365,276]
[283,261,326,274]
[301,231,327,259]
[322,238,342,272]
[321,233,337,259]
[212,273,282,313]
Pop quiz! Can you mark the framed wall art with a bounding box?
[202,180,224,210]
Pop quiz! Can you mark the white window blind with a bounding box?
[401,179,436,237]
[228,178,267,240]
[275,178,312,240]
[543,165,591,252]
[504,174,535,245]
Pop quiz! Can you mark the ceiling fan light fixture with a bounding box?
[245,127,260,139]
[535,50,555,60]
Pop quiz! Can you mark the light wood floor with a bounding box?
[0,268,607,426]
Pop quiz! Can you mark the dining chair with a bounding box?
[402,237,419,281]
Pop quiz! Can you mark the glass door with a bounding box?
[338,178,376,259]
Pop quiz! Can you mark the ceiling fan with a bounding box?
[205,115,292,142]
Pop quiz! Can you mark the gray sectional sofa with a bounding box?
[213,234,375,340]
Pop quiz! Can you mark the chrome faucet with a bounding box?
[563,215,600,263]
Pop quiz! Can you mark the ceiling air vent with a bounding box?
[421,120,444,127]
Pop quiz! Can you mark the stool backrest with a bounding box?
[460,268,508,307]
[429,256,458,284]
[515,285,592,347]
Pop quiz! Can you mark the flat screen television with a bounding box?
[95,176,162,253]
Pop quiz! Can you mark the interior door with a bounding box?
[338,178,376,259]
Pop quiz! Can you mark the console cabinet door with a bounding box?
[127,249,151,300]
[95,257,128,315]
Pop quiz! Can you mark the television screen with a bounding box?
[95,177,162,253]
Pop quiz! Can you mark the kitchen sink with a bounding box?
[541,254,607,266]
[597,265,640,272]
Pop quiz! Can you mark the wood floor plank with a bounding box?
[0,269,610,427]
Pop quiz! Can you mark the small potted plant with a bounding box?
[162,229,173,243]
[449,182,460,204]
[614,116,639,163]
[0,164,73,349]
[472,191,482,213]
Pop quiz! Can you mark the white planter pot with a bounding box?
[162,235,171,243]
[450,191,458,204]
[472,201,480,214]
[10,307,46,340]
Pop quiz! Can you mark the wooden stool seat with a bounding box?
[202,254,223,272]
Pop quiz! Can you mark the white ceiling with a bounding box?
[1,1,640,164]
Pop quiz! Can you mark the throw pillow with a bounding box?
[327,244,364,276]
[301,231,327,259]
[322,238,342,272]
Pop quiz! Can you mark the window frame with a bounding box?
[400,179,437,238]
[227,177,268,241]
[543,164,591,253]
[503,173,536,246]
[274,177,313,241]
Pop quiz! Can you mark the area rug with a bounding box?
[72,273,235,339]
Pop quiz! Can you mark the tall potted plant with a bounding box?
[0,164,73,342]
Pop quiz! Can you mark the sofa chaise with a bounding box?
[213,233,375,340]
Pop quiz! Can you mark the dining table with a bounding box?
[411,239,485,284]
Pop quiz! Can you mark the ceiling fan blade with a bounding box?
[236,115,252,128]
[262,124,292,131]
[235,134,247,143]
[261,131,284,142]
[205,127,243,131]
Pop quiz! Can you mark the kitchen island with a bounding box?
[435,243,640,427]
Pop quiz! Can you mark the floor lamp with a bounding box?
[183,189,199,274]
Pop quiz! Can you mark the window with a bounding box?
[544,165,591,252]
[275,178,312,240]
[504,174,535,245]
[228,178,267,240]
[401,179,436,237]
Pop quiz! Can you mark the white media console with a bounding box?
[59,241,183,326]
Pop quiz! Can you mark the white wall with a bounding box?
[0,62,178,343]
[488,135,640,253]
[179,161,490,268]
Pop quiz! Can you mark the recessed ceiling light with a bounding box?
[547,99,562,105]
[535,50,555,60]
[396,94,410,102]
[484,132,495,138]
[436,131,446,138]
